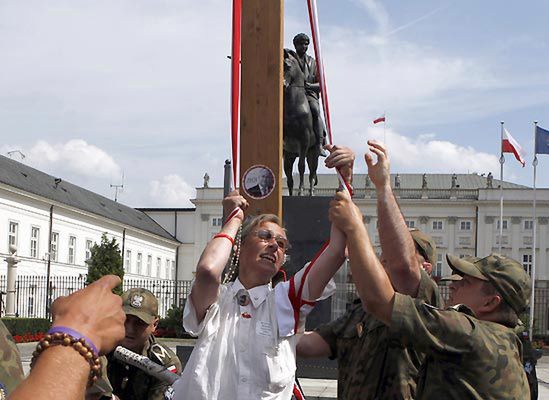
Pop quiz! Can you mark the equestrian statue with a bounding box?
[283,33,326,196]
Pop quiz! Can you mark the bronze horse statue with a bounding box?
[283,49,319,196]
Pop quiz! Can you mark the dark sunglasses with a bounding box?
[253,229,291,251]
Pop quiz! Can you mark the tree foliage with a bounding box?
[86,233,124,295]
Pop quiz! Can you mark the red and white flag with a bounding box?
[373,114,386,124]
[167,364,178,373]
[502,128,526,167]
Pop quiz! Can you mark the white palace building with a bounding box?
[0,155,179,280]
[3,155,549,285]
[143,173,549,287]
[2,155,549,327]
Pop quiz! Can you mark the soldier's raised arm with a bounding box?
[365,140,421,296]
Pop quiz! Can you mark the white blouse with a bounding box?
[173,265,334,400]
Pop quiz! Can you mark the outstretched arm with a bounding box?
[190,191,248,323]
[366,140,420,296]
[303,145,354,300]
[329,190,395,325]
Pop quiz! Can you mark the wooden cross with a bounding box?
[239,0,284,219]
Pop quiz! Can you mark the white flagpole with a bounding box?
[529,120,539,339]
[499,121,505,253]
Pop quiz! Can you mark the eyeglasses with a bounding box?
[253,229,291,251]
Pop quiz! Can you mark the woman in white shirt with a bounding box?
[173,146,354,400]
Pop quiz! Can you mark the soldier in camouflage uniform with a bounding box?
[298,141,443,399]
[90,288,182,400]
[299,230,442,399]
[329,186,531,399]
[0,319,24,398]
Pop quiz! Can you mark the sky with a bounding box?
[1,0,548,208]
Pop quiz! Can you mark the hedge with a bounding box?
[155,305,191,339]
[2,317,50,343]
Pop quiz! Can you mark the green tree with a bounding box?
[86,233,124,295]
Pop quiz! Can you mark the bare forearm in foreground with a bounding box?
[10,346,89,400]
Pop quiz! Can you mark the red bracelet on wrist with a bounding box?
[213,233,235,246]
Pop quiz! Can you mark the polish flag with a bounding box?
[502,128,526,167]
[373,115,386,124]
[167,365,178,373]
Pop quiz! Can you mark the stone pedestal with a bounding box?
[5,245,20,317]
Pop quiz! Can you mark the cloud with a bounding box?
[2,139,121,179]
[1,0,546,205]
[149,174,195,207]
[27,139,121,179]
[336,127,501,175]
[322,26,497,130]
[353,0,390,34]
[0,0,233,139]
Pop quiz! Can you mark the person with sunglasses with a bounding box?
[172,145,354,400]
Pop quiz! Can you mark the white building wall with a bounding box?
[141,184,549,284]
[140,210,196,280]
[179,244,195,281]
[0,185,178,279]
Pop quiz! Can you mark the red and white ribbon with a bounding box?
[224,207,241,225]
[230,0,242,189]
[306,0,352,196]
[306,0,332,145]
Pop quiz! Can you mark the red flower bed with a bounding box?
[13,332,46,343]
[154,327,177,338]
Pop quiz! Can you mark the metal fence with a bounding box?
[3,275,549,337]
[0,276,192,319]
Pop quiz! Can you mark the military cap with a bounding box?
[446,253,531,314]
[121,288,159,324]
[440,256,480,282]
[439,273,463,282]
[410,228,437,266]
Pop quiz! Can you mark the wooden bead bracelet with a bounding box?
[30,332,102,386]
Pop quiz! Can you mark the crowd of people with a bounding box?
[0,141,535,399]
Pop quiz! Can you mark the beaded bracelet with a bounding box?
[48,326,99,356]
[213,233,235,246]
[30,331,102,386]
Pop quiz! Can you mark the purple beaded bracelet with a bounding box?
[48,326,99,357]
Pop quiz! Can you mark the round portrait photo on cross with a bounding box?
[242,165,275,199]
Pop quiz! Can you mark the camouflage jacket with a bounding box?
[391,293,530,399]
[91,336,182,400]
[316,269,442,400]
[0,319,24,398]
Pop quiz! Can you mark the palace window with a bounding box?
[50,232,59,261]
[460,221,472,231]
[8,221,18,247]
[68,236,76,264]
[125,250,132,271]
[85,240,93,261]
[137,253,143,275]
[30,227,40,258]
[432,220,443,231]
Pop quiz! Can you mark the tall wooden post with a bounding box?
[240,0,284,219]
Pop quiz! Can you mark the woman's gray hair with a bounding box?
[241,214,285,243]
[223,214,287,283]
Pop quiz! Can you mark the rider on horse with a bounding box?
[293,33,327,157]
